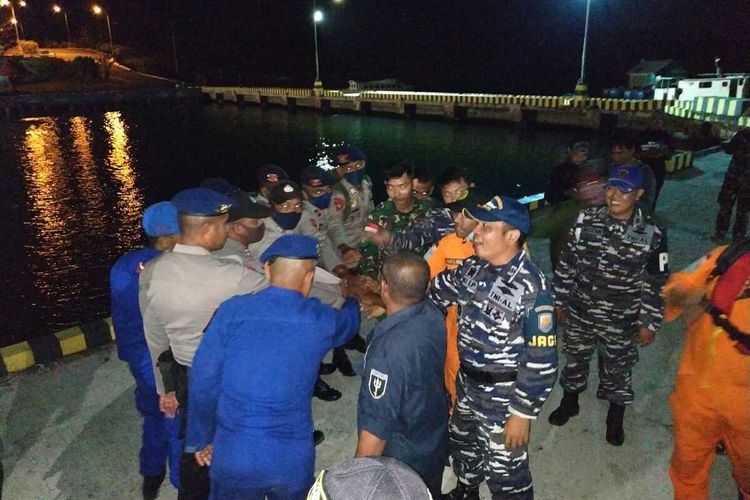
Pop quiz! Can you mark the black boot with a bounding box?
[448,482,480,500]
[333,347,356,376]
[319,362,336,375]
[548,391,580,426]
[313,430,325,446]
[142,472,165,500]
[314,377,341,401]
[344,334,367,353]
[606,403,625,446]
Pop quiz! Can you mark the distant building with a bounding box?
[627,59,688,89]
[347,78,414,92]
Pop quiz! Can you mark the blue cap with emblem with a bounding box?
[171,187,236,217]
[605,164,644,193]
[142,201,180,237]
[260,235,319,263]
[464,194,530,234]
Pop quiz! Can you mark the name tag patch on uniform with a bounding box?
[538,312,553,333]
[368,369,388,399]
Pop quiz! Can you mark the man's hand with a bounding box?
[363,228,392,247]
[636,327,656,346]
[504,414,531,450]
[339,278,350,298]
[159,392,179,418]
[340,247,361,265]
[361,304,386,320]
[194,444,213,467]
[555,307,566,324]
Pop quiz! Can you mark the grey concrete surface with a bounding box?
[0,152,742,499]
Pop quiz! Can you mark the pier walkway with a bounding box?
[0,151,740,499]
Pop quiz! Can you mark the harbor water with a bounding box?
[0,104,603,347]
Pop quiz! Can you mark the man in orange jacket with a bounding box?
[663,238,750,500]
[425,188,491,405]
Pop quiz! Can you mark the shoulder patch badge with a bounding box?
[334,197,346,212]
[368,369,388,399]
[538,312,553,333]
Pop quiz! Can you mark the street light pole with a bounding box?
[575,0,592,99]
[53,5,71,47]
[1,0,21,45]
[105,14,113,53]
[313,11,321,85]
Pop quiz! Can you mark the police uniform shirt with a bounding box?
[300,199,344,271]
[429,251,558,419]
[214,237,265,273]
[554,205,669,333]
[357,300,449,492]
[139,243,267,393]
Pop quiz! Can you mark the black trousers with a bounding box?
[175,365,210,500]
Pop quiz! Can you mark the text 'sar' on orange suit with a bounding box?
[426,233,475,404]
[663,246,750,500]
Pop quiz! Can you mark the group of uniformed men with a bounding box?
[110,138,750,500]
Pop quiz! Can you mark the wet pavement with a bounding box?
[0,151,740,499]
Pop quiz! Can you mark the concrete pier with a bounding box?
[0,151,740,499]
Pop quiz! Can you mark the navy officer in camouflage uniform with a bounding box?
[429,195,558,500]
[549,164,669,446]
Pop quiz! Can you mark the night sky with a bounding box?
[4,0,750,94]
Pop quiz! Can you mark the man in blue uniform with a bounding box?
[186,235,361,499]
[429,196,558,500]
[110,201,182,499]
[356,251,449,498]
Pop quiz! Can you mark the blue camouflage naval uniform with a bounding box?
[429,250,557,498]
[186,288,361,500]
[554,205,669,405]
[357,300,449,498]
[110,248,181,487]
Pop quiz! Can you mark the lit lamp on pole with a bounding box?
[0,0,21,45]
[312,8,323,90]
[53,4,71,48]
[92,4,113,54]
[574,0,592,102]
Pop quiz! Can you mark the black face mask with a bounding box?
[245,223,265,244]
[273,211,302,230]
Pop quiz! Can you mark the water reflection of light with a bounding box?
[70,116,106,233]
[103,111,143,247]
[23,117,76,303]
[309,138,343,171]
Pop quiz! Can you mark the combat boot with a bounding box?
[448,482,480,500]
[344,334,367,353]
[313,377,341,401]
[548,391,580,426]
[606,403,625,446]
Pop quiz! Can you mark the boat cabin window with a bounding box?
[699,81,712,88]
[722,81,729,87]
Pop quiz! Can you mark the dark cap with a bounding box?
[171,188,235,217]
[268,180,303,205]
[445,187,493,213]
[256,164,289,187]
[605,164,644,193]
[142,201,180,237]
[569,140,591,152]
[300,167,336,187]
[227,191,272,222]
[200,177,236,196]
[309,456,431,500]
[259,235,318,263]
[465,194,530,234]
[334,145,367,162]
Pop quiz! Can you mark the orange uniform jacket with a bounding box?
[426,233,475,405]
[663,246,750,500]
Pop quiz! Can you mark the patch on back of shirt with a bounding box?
[368,369,388,399]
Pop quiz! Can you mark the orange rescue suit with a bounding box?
[663,246,750,500]
[426,233,475,405]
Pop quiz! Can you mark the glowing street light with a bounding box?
[312,8,324,87]
[52,4,71,47]
[91,4,113,53]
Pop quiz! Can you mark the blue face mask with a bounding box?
[310,192,332,210]
[273,211,302,230]
[344,170,365,186]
